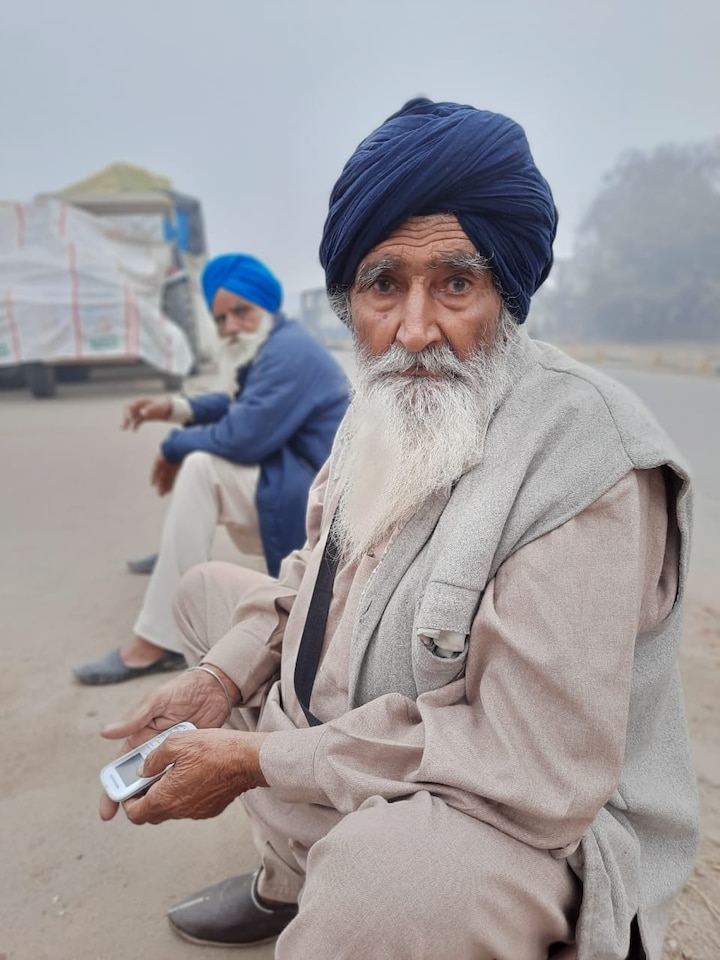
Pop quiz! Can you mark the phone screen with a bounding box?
[114,751,144,787]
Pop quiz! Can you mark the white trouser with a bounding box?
[133,451,263,652]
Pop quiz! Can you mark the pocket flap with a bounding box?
[415,581,480,636]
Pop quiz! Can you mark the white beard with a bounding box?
[332,321,523,563]
[216,312,274,396]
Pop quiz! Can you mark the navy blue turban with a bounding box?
[320,98,557,323]
[201,254,283,314]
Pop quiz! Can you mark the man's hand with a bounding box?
[151,453,181,496]
[122,729,268,825]
[122,397,172,431]
[99,666,240,820]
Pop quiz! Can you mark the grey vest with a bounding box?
[339,337,698,960]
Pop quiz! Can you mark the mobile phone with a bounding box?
[99,721,197,802]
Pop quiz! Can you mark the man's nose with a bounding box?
[394,287,442,353]
[226,315,247,334]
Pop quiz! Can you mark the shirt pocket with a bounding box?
[411,581,480,696]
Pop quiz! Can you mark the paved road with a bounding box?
[0,358,716,959]
[0,369,275,960]
[606,368,720,598]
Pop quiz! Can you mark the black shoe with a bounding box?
[167,871,298,947]
[126,553,158,575]
[72,648,186,685]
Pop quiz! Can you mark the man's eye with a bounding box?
[372,277,395,294]
[447,277,470,293]
[231,306,249,317]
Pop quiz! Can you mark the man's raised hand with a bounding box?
[122,397,172,431]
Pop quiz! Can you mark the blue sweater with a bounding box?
[161,314,349,575]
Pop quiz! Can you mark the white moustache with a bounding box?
[362,342,469,382]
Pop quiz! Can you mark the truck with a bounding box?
[298,287,353,350]
[0,164,217,398]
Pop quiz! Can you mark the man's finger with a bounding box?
[122,792,151,824]
[101,718,143,741]
[158,463,179,497]
[150,456,163,487]
[138,729,198,777]
[121,404,136,431]
[122,399,143,429]
[137,740,174,778]
[122,776,173,825]
[155,464,175,497]
[101,701,163,742]
[99,791,120,821]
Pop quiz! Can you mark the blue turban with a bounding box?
[319,98,557,323]
[201,254,283,314]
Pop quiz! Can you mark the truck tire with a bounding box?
[56,364,91,383]
[24,363,57,398]
[163,374,184,392]
[0,366,26,390]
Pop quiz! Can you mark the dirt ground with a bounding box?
[663,589,720,959]
[0,366,718,959]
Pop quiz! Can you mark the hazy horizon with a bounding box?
[2,0,718,302]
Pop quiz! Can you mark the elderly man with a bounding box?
[99,99,698,959]
[75,253,349,684]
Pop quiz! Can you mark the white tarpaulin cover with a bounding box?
[0,199,193,374]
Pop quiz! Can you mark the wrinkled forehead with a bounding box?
[354,214,478,277]
[211,287,258,314]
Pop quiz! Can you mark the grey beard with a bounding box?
[215,312,274,396]
[333,320,522,563]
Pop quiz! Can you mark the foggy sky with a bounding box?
[2,0,718,304]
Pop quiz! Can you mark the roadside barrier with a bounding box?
[550,342,720,377]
